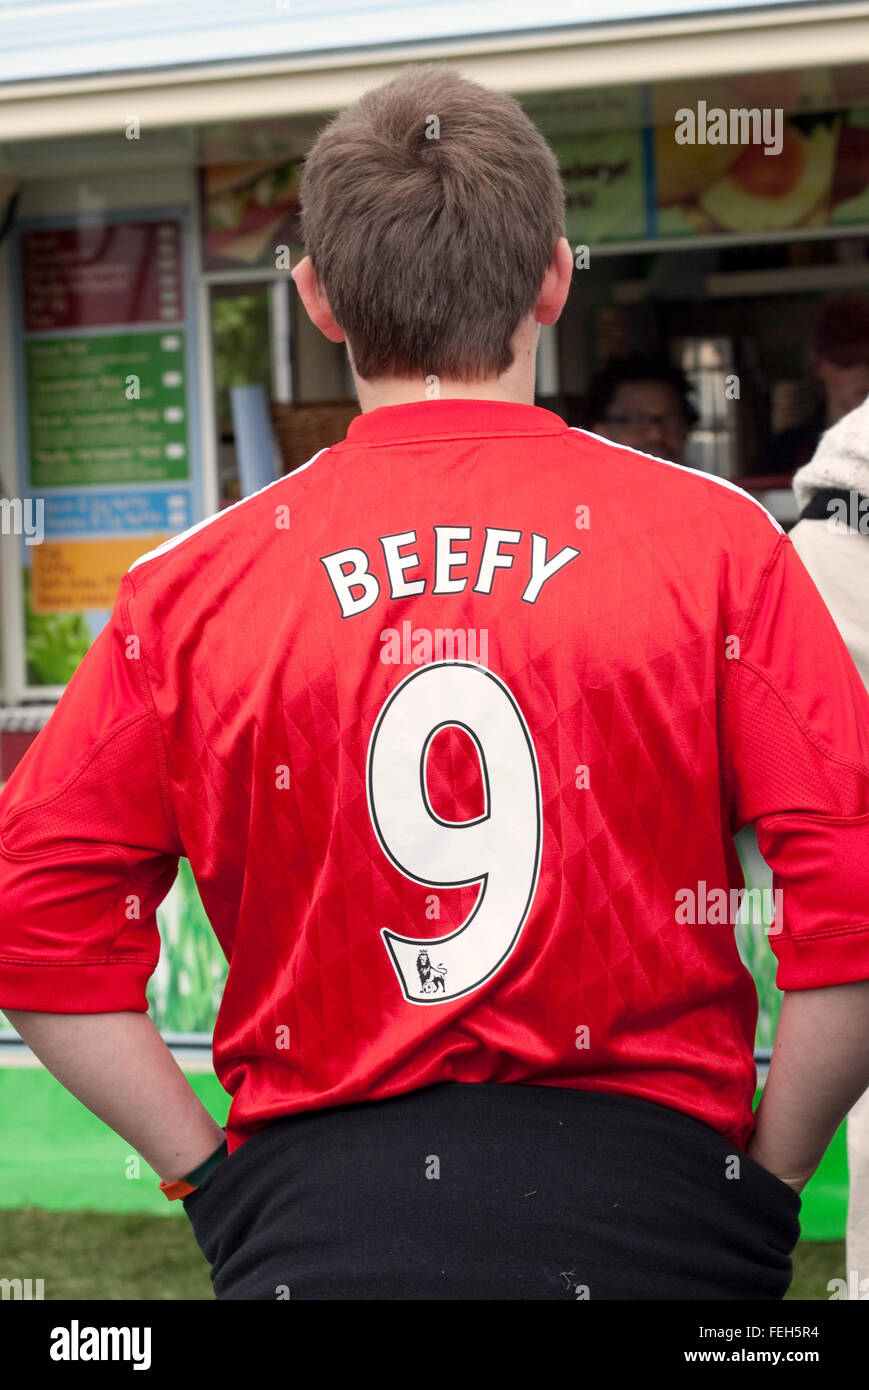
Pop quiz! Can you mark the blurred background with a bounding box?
[1,0,868,1297]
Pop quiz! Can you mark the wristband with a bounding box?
[159,1134,228,1201]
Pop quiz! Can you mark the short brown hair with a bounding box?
[298,64,566,382]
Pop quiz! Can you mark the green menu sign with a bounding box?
[26,330,190,488]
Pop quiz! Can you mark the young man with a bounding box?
[2,65,869,1301]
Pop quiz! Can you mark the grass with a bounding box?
[784,1241,847,1301]
[0,1209,844,1301]
[0,1208,213,1301]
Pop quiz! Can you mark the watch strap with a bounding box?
[159,1134,228,1201]
[159,1176,197,1201]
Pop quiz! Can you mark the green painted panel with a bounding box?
[0,1067,848,1236]
[0,1067,228,1217]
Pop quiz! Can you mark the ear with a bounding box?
[534,236,574,327]
[291,255,346,344]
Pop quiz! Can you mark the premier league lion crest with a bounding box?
[416,949,448,995]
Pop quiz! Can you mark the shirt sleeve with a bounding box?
[721,531,869,991]
[0,572,183,1013]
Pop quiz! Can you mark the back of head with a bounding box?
[298,64,566,382]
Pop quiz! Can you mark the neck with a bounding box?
[351,321,539,413]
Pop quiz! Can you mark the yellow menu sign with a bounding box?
[31,537,170,613]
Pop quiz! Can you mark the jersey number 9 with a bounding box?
[366,660,543,1004]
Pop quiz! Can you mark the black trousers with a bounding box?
[182,1081,801,1300]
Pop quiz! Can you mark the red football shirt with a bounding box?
[3,398,869,1156]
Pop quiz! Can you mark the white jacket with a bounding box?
[790,393,869,1295]
[790,396,869,690]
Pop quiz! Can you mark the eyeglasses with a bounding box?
[604,412,688,436]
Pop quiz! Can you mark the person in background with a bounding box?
[584,352,699,466]
[759,294,869,477]
[790,392,869,1297]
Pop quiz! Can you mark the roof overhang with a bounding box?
[1,3,868,144]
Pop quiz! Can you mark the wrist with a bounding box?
[779,1176,809,1194]
[183,1133,228,1186]
[159,1131,227,1201]
[746,1137,814,1192]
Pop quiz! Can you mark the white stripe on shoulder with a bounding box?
[569,427,784,535]
[128,446,332,572]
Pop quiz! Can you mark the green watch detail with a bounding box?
[183,1135,228,1187]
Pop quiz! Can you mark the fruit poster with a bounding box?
[655,108,869,238]
[199,160,302,271]
[559,106,869,246]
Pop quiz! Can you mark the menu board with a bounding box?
[10,211,201,689]
[20,220,183,330]
[26,332,189,487]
